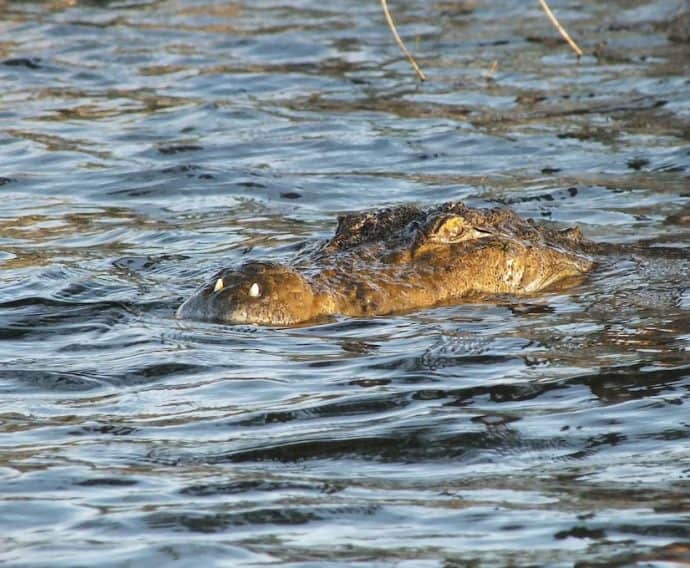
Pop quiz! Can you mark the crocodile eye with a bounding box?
[249,282,261,298]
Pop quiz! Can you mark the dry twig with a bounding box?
[380,0,427,81]
[486,60,499,81]
[380,0,583,81]
[538,0,583,56]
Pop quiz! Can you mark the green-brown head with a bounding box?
[176,262,330,326]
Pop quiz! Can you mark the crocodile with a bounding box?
[176,202,602,326]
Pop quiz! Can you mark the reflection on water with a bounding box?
[1,0,689,565]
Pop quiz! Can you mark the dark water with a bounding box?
[1,0,690,565]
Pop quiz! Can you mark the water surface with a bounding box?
[1,0,689,566]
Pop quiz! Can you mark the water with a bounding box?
[1,0,689,565]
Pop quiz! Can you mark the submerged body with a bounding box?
[177,202,594,326]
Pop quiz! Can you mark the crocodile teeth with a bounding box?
[214,277,224,292]
[249,282,261,297]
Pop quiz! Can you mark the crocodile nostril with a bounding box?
[249,282,261,297]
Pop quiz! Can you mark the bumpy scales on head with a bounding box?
[177,202,594,326]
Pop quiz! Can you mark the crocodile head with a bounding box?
[177,203,594,326]
[176,261,332,326]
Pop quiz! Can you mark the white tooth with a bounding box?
[214,278,224,292]
[249,282,261,297]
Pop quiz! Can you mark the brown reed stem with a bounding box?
[538,0,583,57]
[380,0,427,81]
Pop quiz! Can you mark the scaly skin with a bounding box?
[177,202,594,326]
